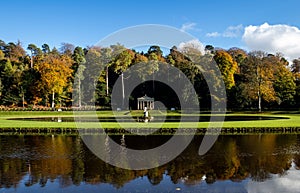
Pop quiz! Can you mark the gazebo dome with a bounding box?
[137,95,154,110]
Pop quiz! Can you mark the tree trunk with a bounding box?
[30,51,33,68]
[258,90,261,112]
[106,66,109,96]
[121,73,125,108]
[257,66,261,112]
[22,92,25,108]
[51,90,55,109]
[78,79,81,107]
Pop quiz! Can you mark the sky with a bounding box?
[1,0,300,60]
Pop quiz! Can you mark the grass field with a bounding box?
[0,110,299,129]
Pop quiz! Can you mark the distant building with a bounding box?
[137,95,154,110]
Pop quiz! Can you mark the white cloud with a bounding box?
[206,24,243,38]
[206,32,221,37]
[223,24,244,38]
[243,23,300,60]
[180,22,197,32]
[246,164,300,193]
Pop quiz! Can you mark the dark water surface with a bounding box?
[1,134,300,193]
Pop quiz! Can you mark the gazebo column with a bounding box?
[137,100,140,110]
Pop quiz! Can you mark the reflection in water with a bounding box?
[0,134,300,192]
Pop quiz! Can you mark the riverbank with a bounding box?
[0,111,299,131]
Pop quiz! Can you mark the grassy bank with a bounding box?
[0,110,299,130]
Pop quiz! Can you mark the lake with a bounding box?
[10,115,288,122]
[1,133,300,193]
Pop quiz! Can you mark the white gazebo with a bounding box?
[137,95,154,110]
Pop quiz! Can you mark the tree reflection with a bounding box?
[0,134,299,189]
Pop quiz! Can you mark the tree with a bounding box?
[42,44,50,54]
[0,50,4,60]
[110,49,134,107]
[147,45,163,60]
[227,47,247,72]
[6,41,26,64]
[213,50,238,90]
[0,59,13,104]
[240,51,275,112]
[0,41,28,106]
[27,44,40,68]
[82,47,104,105]
[266,54,296,107]
[73,65,86,107]
[60,43,75,56]
[167,46,202,105]
[72,47,86,107]
[205,45,215,54]
[35,53,73,108]
[291,58,300,107]
[292,58,300,74]
[101,47,112,96]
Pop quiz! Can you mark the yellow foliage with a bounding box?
[35,54,73,95]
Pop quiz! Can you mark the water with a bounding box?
[0,134,300,193]
[9,115,288,122]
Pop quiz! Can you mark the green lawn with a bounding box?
[0,110,299,129]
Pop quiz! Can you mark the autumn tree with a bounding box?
[240,51,275,112]
[5,41,26,64]
[213,50,238,90]
[35,53,73,108]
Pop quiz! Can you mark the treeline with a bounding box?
[0,39,299,111]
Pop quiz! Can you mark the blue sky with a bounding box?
[1,0,300,59]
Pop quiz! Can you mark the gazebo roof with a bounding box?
[137,95,154,101]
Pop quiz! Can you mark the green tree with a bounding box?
[205,45,215,54]
[101,47,112,97]
[267,54,296,107]
[42,44,50,54]
[82,47,104,105]
[27,44,41,68]
[291,58,300,107]
[110,48,134,107]
[147,45,164,61]
[72,47,86,107]
[0,58,27,106]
